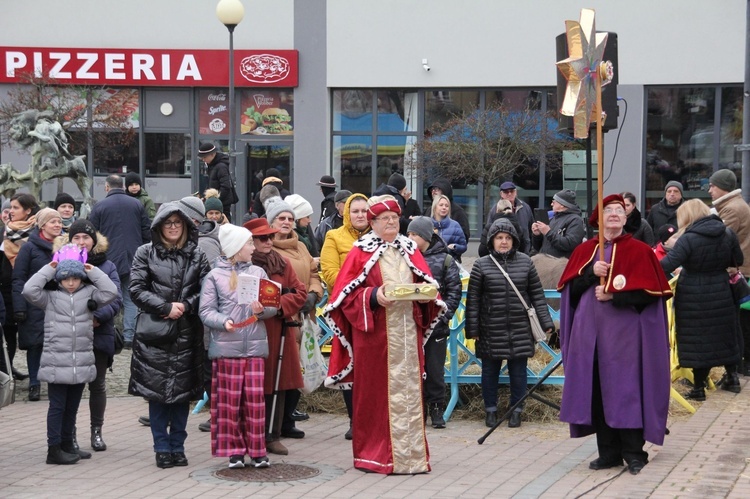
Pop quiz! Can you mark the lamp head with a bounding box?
[216,0,245,28]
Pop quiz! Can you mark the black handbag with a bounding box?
[113,327,125,355]
[730,272,750,306]
[135,312,179,346]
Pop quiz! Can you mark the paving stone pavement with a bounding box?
[2,348,750,498]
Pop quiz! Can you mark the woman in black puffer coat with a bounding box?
[661,199,743,399]
[466,218,553,429]
[128,203,210,469]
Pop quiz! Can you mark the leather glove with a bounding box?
[299,292,318,315]
[13,312,27,324]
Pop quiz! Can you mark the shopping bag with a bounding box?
[300,317,327,394]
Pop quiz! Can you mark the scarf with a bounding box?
[251,248,287,277]
[3,216,37,266]
[61,216,75,229]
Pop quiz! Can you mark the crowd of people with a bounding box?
[2,160,749,477]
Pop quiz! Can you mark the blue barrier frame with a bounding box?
[314,289,564,422]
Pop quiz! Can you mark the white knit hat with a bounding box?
[219,224,252,259]
[284,194,314,220]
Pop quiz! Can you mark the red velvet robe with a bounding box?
[324,233,445,474]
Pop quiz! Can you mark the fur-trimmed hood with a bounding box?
[53,231,110,256]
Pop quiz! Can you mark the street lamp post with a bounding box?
[216,0,244,221]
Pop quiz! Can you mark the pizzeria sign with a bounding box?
[0,47,299,87]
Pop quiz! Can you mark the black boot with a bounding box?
[47,445,80,465]
[508,409,522,428]
[430,404,446,429]
[720,367,742,393]
[62,431,91,459]
[91,426,107,451]
[485,410,498,428]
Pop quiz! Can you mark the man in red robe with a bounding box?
[323,195,446,474]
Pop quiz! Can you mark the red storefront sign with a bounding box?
[0,47,298,87]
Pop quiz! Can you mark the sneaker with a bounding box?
[250,456,270,468]
[138,415,150,426]
[228,455,245,468]
[198,419,211,432]
[29,385,41,402]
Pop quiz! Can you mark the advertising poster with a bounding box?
[240,90,294,136]
[198,89,230,135]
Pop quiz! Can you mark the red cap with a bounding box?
[588,194,626,228]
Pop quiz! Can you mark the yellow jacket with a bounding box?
[320,193,370,290]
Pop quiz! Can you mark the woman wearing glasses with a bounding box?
[323,195,446,474]
[128,203,210,469]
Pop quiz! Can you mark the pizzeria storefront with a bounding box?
[0,46,299,209]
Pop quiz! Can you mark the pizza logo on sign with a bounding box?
[239,54,290,84]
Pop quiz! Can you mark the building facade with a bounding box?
[0,0,744,234]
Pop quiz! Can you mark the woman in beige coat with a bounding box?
[265,196,323,439]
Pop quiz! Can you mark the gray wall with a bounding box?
[293,0,329,221]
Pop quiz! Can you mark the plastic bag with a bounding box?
[300,316,327,394]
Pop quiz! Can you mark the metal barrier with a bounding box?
[315,289,565,422]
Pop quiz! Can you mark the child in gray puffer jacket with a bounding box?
[22,256,118,466]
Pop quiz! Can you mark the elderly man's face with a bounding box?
[665,187,682,205]
[500,188,517,204]
[200,152,216,164]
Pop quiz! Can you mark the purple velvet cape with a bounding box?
[558,244,670,446]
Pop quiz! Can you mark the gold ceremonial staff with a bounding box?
[556,8,614,283]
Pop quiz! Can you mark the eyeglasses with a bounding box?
[603,207,626,215]
[374,216,399,224]
[276,216,294,222]
[253,235,272,242]
[163,220,183,228]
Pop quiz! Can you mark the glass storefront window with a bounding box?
[333,90,374,131]
[425,90,480,130]
[246,145,291,204]
[645,87,716,207]
[333,135,373,195]
[239,89,295,136]
[145,133,191,177]
[720,87,743,182]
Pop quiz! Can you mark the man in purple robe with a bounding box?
[557,194,672,475]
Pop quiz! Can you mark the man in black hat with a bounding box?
[317,175,338,222]
[198,142,234,222]
[315,189,351,247]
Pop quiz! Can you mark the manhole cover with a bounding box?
[213,463,321,482]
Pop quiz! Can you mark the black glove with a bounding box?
[87,299,98,311]
[299,292,318,315]
[13,312,26,324]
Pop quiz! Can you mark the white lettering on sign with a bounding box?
[253,94,274,108]
[77,53,98,79]
[208,105,227,116]
[176,55,201,81]
[49,52,71,78]
[162,54,170,80]
[105,53,126,80]
[5,51,26,76]
[207,93,227,101]
[133,54,156,80]
[209,118,226,133]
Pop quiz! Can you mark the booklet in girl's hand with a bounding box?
[237,274,281,307]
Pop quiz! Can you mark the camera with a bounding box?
[422,59,430,72]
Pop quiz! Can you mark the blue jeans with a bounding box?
[47,383,85,446]
[27,344,42,388]
[481,357,528,411]
[148,401,189,453]
[119,273,137,343]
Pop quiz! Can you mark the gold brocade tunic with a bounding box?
[380,247,429,474]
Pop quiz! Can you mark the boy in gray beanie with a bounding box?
[406,216,462,429]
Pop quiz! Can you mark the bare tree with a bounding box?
[0,71,137,165]
[412,101,574,216]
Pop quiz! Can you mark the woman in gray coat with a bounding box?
[466,219,554,429]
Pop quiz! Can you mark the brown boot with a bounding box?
[266,440,288,455]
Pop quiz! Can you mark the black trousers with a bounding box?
[592,360,647,465]
[423,335,447,406]
[282,389,301,432]
[740,309,750,366]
